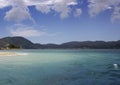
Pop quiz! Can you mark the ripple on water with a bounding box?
[0,78,13,85]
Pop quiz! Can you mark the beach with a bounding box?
[0,52,27,56]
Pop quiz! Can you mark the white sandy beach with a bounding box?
[0,52,28,56]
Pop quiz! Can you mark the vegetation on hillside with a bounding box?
[7,44,20,49]
[0,37,120,49]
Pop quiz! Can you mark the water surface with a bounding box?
[0,49,120,85]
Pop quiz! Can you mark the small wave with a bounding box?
[17,53,28,56]
[113,64,118,69]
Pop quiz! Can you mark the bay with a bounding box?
[0,49,120,85]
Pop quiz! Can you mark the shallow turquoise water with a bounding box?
[0,49,120,85]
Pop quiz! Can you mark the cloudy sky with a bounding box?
[0,0,120,44]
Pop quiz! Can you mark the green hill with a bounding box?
[0,36,120,49]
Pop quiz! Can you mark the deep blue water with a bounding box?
[0,49,120,85]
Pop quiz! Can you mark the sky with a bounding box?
[0,0,120,44]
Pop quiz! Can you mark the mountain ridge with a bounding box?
[0,36,120,49]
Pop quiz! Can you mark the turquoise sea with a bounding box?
[0,49,120,85]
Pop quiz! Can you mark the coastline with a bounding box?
[0,52,27,56]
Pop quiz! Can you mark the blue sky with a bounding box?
[0,0,120,44]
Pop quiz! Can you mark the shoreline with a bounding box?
[0,52,28,56]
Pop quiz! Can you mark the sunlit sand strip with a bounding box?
[0,52,28,56]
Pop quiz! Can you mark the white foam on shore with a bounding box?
[0,52,28,56]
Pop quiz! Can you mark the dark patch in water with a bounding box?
[0,78,13,85]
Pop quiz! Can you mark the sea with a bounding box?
[0,49,120,85]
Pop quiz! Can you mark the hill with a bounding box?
[60,41,120,49]
[0,37,120,49]
[0,37,40,49]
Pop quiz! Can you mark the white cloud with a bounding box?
[111,5,120,22]
[0,0,78,22]
[74,8,82,17]
[52,3,71,19]
[4,6,33,22]
[4,0,34,22]
[8,24,62,38]
[34,0,78,18]
[35,4,51,14]
[51,0,77,18]
[88,0,116,16]
[0,0,120,22]
[0,0,9,9]
[9,24,47,37]
[88,0,120,21]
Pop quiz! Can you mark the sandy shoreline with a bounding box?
[0,52,28,56]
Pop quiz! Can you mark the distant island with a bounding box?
[0,37,120,49]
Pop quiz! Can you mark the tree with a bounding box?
[7,44,20,49]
